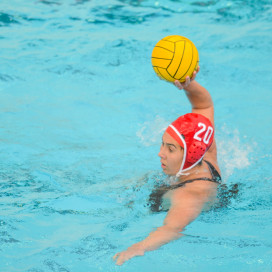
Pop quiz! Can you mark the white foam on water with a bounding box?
[217,124,254,180]
[136,116,169,146]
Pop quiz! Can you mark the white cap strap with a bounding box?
[169,125,187,177]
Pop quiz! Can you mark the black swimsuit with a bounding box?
[148,160,221,212]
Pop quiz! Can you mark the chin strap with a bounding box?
[176,170,190,178]
[176,154,205,178]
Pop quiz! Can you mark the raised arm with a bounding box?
[174,67,214,126]
[174,68,217,158]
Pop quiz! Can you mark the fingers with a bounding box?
[113,253,123,266]
[185,76,191,86]
[174,76,190,90]
[191,65,200,81]
[191,71,197,81]
[113,247,144,266]
[112,252,127,266]
[116,256,127,266]
[112,253,119,260]
[174,66,200,90]
[174,80,184,90]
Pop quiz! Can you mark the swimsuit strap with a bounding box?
[168,160,221,190]
[203,160,222,182]
[168,177,217,190]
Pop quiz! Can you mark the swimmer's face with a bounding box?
[158,132,184,176]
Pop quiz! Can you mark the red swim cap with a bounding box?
[165,113,214,176]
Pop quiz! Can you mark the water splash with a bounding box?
[136,116,169,146]
[217,124,253,180]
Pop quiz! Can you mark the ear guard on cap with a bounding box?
[187,141,206,164]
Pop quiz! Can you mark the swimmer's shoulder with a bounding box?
[169,178,218,211]
[203,140,221,176]
[157,167,219,212]
[169,160,221,204]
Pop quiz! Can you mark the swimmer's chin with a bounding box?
[161,168,176,176]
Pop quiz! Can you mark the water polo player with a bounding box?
[113,68,221,265]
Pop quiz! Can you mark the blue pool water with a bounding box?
[1,0,272,271]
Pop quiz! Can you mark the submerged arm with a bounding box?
[113,183,213,265]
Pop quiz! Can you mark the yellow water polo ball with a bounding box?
[151,35,199,83]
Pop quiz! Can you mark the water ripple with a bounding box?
[0,12,19,26]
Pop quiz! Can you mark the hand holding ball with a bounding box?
[151,35,199,83]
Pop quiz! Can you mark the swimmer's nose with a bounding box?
[158,149,165,159]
